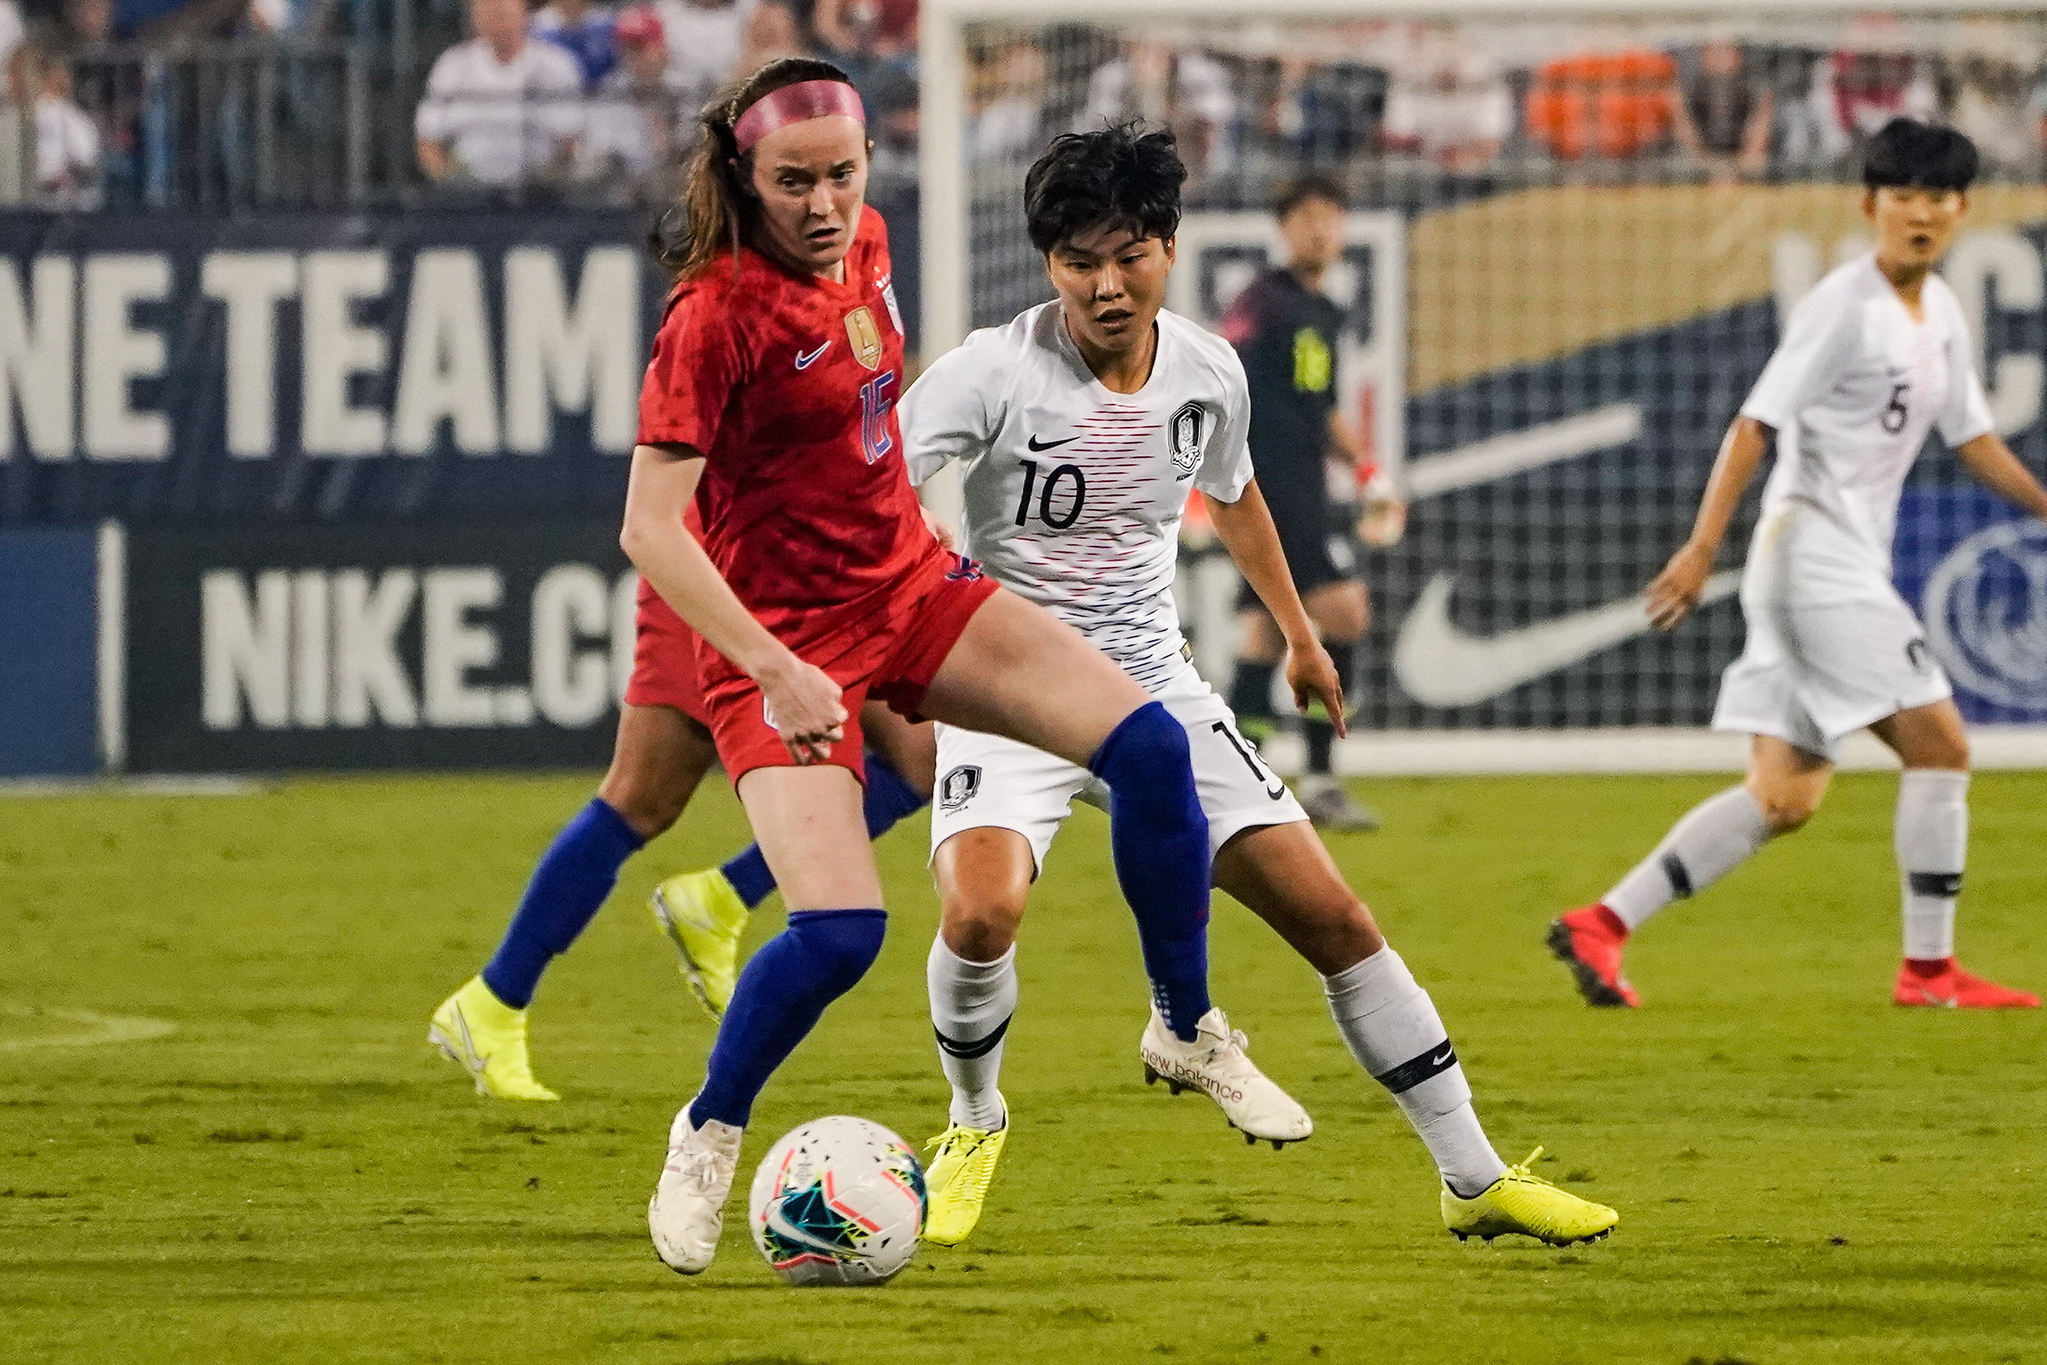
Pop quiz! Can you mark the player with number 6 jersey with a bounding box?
[1551,118,2047,1012]
[897,124,1618,1251]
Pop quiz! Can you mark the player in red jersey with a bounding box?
[632,59,1301,1276]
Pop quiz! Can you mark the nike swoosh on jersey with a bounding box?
[1026,434,1078,451]
[1393,569,1743,707]
[794,342,833,370]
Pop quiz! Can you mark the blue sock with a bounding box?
[689,909,888,1128]
[718,750,929,910]
[480,799,645,1009]
[1089,702,1213,1041]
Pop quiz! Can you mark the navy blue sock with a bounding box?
[480,798,644,1009]
[718,750,929,910]
[689,909,888,1129]
[1089,702,1213,1041]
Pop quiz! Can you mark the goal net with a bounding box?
[918,0,2047,746]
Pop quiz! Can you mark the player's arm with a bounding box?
[1328,407,1406,546]
[1954,431,2047,520]
[1203,479,1346,735]
[621,443,847,761]
[1647,415,1771,630]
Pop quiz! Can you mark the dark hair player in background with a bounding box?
[1219,175,1406,832]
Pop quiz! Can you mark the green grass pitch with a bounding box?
[3,770,2044,1364]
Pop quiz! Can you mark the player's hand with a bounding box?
[1285,637,1348,739]
[920,504,957,551]
[1646,541,1715,632]
[756,655,848,765]
[1356,496,1407,548]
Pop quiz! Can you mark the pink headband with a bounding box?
[733,80,866,154]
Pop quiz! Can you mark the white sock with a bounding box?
[1602,785,1769,930]
[1323,946,1505,1198]
[928,935,1015,1130]
[1896,769,1968,962]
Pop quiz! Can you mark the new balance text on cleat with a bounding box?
[651,869,751,1021]
[1139,1007,1312,1146]
[922,1098,1009,1248]
[649,1109,742,1275]
[1548,906,1639,1008]
[427,976,559,1101]
[1441,1147,1619,1247]
[1893,958,2040,1009]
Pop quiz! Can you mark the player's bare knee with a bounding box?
[1753,790,1819,836]
[598,769,685,839]
[939,889,1025,963]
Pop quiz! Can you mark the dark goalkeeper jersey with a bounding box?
[1217,266,1344,539]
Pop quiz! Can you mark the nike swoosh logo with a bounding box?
[1429,1044,1454,1067]
[1026,434,1077,451]
[764,1204,853,1257]
[794,342,832,370]
[1392,569,1743,707]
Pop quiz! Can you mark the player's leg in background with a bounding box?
[1870,701,2037,1008]
[654,764,889,1273]
[1298,578,1376,831]
[652,705,936,1018]
[430,704,716,1100]
[1550,735,1824,1008]
[920,589,1216,1043]
[1213,821,1616,1244]
[920,827,1032,1245]
[1226,605,1284,744]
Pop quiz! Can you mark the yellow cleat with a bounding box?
[921,1099,1009,1248]
[651,868,752,1020]
[428,977,559,1101]
[1441,1147,1618,1246]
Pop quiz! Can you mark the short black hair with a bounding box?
[1023,124,1186,255]
[1274,174,1345,220]
[1864,118,1979,193]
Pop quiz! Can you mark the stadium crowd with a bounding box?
[4,6,2047,209]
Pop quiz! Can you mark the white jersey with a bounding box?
[905,302,1255,691]
[1739,254,1994,604]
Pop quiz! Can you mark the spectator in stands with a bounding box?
[1524,49,1677,163]
[969,38,1043,164]
[1945,54,2031,176]
[0,0,20,75]
[729,0,808,79]
[49,0,140,201]
[583,2,682,197]
[533,0,620,89]
[1804,48,1937,166]
[7,45,102,209]
[1378,23,1509,170]
[1081,41,1235,182]
[416,0,584,190]
[1672,39,1771,182]
[812,0,916,76]
[655,0,754,111]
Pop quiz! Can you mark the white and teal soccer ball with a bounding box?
[748,1115,926,1286]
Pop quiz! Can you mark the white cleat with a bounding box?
[1140,1006,1313,1148]
[649,1108,742,1275]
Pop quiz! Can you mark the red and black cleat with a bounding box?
[1893,958,2040,1009]
[1546,906,1640,1008]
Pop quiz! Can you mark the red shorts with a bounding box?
[623,577,711,726]
[699,556,998,787]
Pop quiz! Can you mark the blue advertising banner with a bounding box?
[0,210,666,527]
[1894,486,2047,725]
[0,525,100,775]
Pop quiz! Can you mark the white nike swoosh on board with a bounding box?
[1393,569,1743,707]
[794,342,832,370]
[1404,404,1643,500]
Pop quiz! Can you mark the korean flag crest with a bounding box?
[845,306,884,370]
[1168,400,1205,479]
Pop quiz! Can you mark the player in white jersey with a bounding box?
[1551,119,2047,1012]
[910,125,1617,1250]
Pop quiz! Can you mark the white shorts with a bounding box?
[1711,587,1951,760]
[929,666,1308,871]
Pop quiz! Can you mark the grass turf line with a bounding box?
[1,771,2043,1365]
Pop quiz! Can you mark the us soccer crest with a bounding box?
[844,306,883,370]
[1168,401,1205,479]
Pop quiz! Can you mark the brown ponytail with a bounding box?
[651,56,858,280]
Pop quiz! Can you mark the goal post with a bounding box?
[917,0,2047,773]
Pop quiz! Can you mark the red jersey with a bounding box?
[637,208,942,667]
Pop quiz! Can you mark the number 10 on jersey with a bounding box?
[1015,458,1086,529]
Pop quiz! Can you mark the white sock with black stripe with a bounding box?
[1601,785,1770,930]
[1896,769,1968,962]
[1324,946,1505,1197]
[929,935,1014,1130]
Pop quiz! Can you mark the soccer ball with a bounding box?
[748,1115,926,1286]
